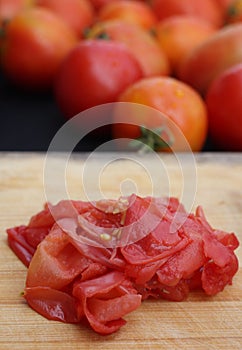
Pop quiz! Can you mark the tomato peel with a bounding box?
[6,194,240,335]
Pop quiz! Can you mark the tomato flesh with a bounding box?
[6,194,239,334]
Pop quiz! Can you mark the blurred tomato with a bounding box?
[179,23,242,95]
[0,0,33,25]
[226,0,242,23]
[205,63,242,151]
[54,40,143,118]
[155,15,216,76]
[87,20,170,77]
[151,0,223,28]
[1,7,78,89]
[113,76,208,151]
[36,0,95,38]
[98,0,158,30]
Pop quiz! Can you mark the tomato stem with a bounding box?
[96,32,110,40]
[129,125,174,152]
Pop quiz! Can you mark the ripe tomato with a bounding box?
[155,15,216,76]
[0,0,33,25]
[54,39,143,118]
[151,0,223,28]
[97,0,158,30]
[205,63,242,151]
[87,20,170,77]
[112,76,208,151]
[179,23,242,95]
[1,7,78,89]
[36,0,95,38]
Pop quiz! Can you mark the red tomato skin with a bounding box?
[73,271,141,334]
[26,226,91,289]
[24,287,81,323]
[1,7,78,89]
[6,195,240,335]
[7,226,35,267]
[151,0,223,28]
[54,40,143,118]
[86,20,170,78]
[97,0,158,30]
[36,0,95,37]
[205,63,242,151]
[179,23,242,95]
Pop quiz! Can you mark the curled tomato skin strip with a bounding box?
[7,226,36,267]
[24,287,81,323]
[73,271,141,335]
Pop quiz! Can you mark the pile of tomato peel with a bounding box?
[7,194,239,335]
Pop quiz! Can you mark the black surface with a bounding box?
[0,71,112,152]
[0,71,214,152]
[0,72,64,151]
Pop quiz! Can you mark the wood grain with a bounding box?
[0,152,241,350]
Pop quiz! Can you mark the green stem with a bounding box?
[129,125,174,153]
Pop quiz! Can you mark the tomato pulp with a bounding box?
[7,195,239,335]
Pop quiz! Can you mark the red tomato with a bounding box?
[36,0,95,38]
[1,7,78,89]
[151,0,223,28]
[155,15,216,76]
[179,23,242,95]
[205,63,242,151]
[97,0,158,30]
[113,76,208,152]
[87,20,170,77]
[54,39,143,118]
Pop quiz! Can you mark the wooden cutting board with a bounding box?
[0,152,241,350]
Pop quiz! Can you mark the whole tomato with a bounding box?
[155,15,216,76]
[178,23,242,95]
[98,0,158,30]
[205,63,242,151]
[87,20,170,77]
[1,7,78,89]
[54,39,143,118]
[36,0,95,38]
[151,0,223,28]
[112,76,208,152]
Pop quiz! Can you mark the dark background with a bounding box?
[0,72,214,152]
[0,72,113,152]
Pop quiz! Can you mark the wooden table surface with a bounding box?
[0,152,241,350]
